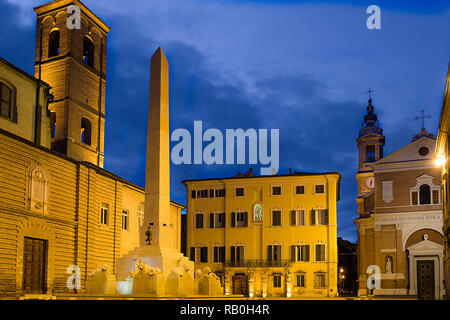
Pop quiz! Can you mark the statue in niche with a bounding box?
[385,256,393,274]
[144,223,152,245]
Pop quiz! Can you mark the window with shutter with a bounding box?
[0,82,13,120]
[290,210,296,226]
[195,214,204,228]
[210,213,215,228]
[310,210,316,225]
[200,247,208,263]
[290,245,296,262]
[315,244,326,261]
[298,210,305,225]
[272,211,282,226]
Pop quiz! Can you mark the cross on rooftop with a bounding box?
[414,109,431,130]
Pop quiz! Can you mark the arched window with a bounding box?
[419,184,431,205]
[366,145,375,162]
[50,112,56,138]
[48,29,60,58]
[0,81,13,120]
[82,36,94,67]
[81,117,91,145]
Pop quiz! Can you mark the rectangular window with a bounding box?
[100,203,109,225]
[298,210,305,225]
[412,191,418,205]
[236,212,248,227]
[213,246,225,263]
[433,189,439,204]
[273,274,282,288]
[317,210,329,225]
[195,213,204,228]
[300,245,310,261]
[210,213,215,228]
[310,210,316,225]
[272,210,282,226]
[290,210,305,226]
[296,274,305,287]
[235,188,244,197]
[215,189,225,197]
[190,247,195,262]
[196,190,209,198]
[0,82,12,120]
[200,247,208,263]
[209,189,215,198]
[215,213,225,228]
[122,210,128,230]
[290,210,296,226]
[315,244,326,262]
[191,190,196,198]
[315,185,325,194]
[272,186,282,195]
[291,245,310,261]
[230,246,244,264]
[314,273,326,288]
[268,245,282,261]
[295,185,305,194]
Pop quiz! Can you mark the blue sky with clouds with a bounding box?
[1,0,449,242]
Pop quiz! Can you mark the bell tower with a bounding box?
[34,0,110,167]
[356,94,385,216]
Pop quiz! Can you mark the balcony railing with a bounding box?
[223,259,292,268]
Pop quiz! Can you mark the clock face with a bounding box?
[253,203,263,222]
[365,177,375,189]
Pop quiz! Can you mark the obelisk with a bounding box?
[142,47,171,249]
[115,48,194,295]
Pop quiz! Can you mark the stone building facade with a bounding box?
[355,98,445,299]
[0,0,184,297]
[183,170,340,297]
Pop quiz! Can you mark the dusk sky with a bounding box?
[1,0,449,242]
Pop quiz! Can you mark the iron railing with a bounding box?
[223,259,292,268]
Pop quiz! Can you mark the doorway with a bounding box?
[22,237,47,293]
[416,260,435,300]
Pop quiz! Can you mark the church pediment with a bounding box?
[375,136,435,165]
[407,239,443,252]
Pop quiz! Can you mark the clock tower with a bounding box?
[356,95,385,216]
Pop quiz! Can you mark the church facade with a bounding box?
[354,98,445,299]
[0,0,184,297]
